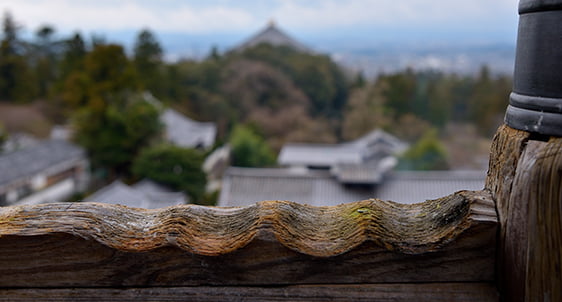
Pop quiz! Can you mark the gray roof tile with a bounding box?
[218,168,486,207]
[219,168,368,207]
[374,171,486,203]
[0,140,85,186]
[162,109,216,149]
[85,179,187,209]
[278,129,407,167]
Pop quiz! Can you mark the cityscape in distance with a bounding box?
[116,29,516,76]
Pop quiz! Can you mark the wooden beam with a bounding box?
[0,190,496,287]
[0,283,498,302]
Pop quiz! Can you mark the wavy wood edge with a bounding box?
[0,190,495,257]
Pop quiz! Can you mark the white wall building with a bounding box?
[0,140,89,206]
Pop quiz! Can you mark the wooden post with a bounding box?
[491,0,562,300]
[487,126,561,301]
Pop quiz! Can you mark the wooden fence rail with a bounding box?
[0,189,497,300]
[0,124,559,301]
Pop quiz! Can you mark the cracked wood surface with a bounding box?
[487,125,562,302]
[0,190,496,288]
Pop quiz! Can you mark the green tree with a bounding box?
[0,12,18,55]
[208,45,220,61]
[380,68,417,119]
[33,25,58,97]
[468,66,510,135]
[63,44,136,112]
[342,81,392,140]
[73,96,162,176]
[0,12,34,101]
[426,74,453,127]
[132,145,207,204]
[52,32,88,117]
[133,29,163,94]
[58,32,86,79]
[60,72,91,112]
[84,44,136,102]
[230,124,275,167]
[398,128,449,170]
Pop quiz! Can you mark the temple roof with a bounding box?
[234,21,311,53]
[161,108,217,150]
[0,139,85,187]
[278,129,408,168]
[85,179,187,209]
[218,168,486,206]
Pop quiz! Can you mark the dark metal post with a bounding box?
[505,0,562,136]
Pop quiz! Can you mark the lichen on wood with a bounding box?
[0,190,495,257]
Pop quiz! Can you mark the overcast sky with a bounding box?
[2,0,520,52]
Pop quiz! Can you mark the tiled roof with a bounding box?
[278,129,407,167]
[85,179,187,209]
[374,170,486,203]
[0,139,85,187]
[235,22,310,53]
[219,167,369,207]
[161,109,216,149]
[132,179,190,204]
[278,143,361,167]
[278,129,407,184]
[334,157,397,184]
[218,167,486,207]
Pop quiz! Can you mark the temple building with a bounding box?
[233,20,311,53]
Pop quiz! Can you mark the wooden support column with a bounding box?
[487,125,562,301]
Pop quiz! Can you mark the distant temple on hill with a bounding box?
[233,20,311,53]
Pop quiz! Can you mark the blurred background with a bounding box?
[0,0,518,207]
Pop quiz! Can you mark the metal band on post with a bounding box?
[505,0,562,136]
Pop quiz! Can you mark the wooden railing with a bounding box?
[1,0,562,300]
[0,190,497,301]
[0,123,559,302]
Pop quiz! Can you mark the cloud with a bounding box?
[1,0,518,35]
[1,0,256,33]
[272,0,518,30]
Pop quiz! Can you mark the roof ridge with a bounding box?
[233,21,311,53]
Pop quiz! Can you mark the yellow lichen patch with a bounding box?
[349,206,372,219]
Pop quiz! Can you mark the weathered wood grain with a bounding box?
[486,124,530,229]
[485,125,530,301]
[516,138,562,302]
[0,283,499,302]
[0,190,496,287]
[0,190,493,256]
[487,125,562,302]
[501,140,542,301]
